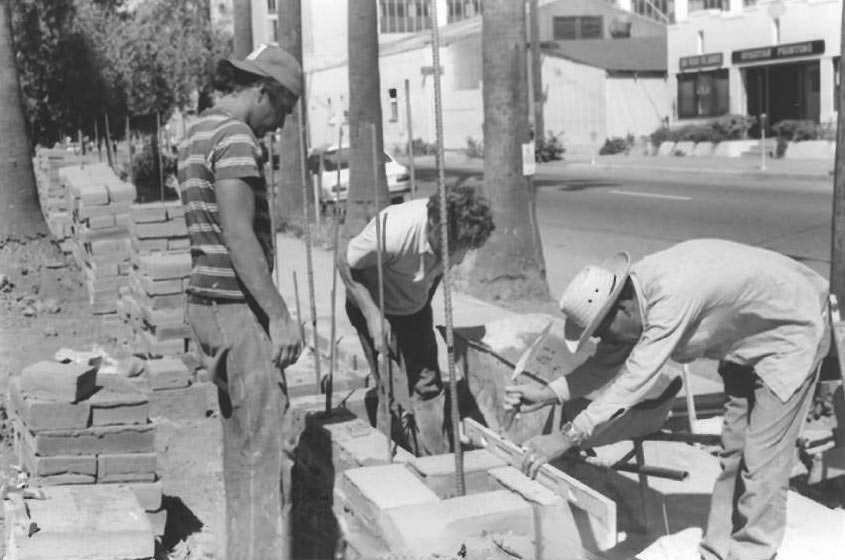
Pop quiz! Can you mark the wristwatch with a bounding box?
[561,421,586,447]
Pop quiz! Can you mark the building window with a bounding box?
[552,16,603,40]
[772,18,781,44]
[697,31,704,55]
[609,18,632,39]
[388,88,399,122]
[689,0,726,12]
[267,0,276,12]
[633,0,670,23]
[678,69,730,118]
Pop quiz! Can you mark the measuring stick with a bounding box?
[326,125,346,413]
[371,124,392,460]
[298,102,321,393]
[430,0,465,496]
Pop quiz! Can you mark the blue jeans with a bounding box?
[187,299,291,560]
[700,361,818,560]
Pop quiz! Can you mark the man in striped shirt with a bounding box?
[178,44,302,560]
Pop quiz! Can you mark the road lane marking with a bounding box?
[610,190,691,201]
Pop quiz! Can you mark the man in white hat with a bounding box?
[506,239,829,560]
[179,44,303,560]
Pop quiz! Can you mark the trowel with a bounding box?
[501,321,552,433]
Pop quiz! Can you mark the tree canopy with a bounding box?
[9,0,232,145]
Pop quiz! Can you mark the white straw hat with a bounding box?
[560,252,631,353]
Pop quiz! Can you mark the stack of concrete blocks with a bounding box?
[31,148,93,253]
[62,163,136,316]
[5,360,167,541]
[137,356,209,421]
[119,200,191,357]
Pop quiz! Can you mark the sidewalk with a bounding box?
[401,151,834,182]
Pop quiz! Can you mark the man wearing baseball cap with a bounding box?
[507,239,829,560]
[178,44,303,560]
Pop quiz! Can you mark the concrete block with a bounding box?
[164,202,184,219]
[20,361,97,403]
[167,237,190,250]
[97,452,157,483]
[115,480,163,511]
[11,485,154,559]
[136,329,187,356]
[88,214,115,229]
[136,273,183,296]
[131,203,167,223]
[133,220,188,239]
[25,423,155,456]
[146,357,191,390]
[10,377,90,431]
[89,374,150,426]
[656,141,676,157]
[489,466,588,559]
[409,449,505,498]
[21,437,97,479]
[105,179,136,203]
[149,383,210,420]
[134,237,169,253]
[380,490,534,559]
[147,508,167,537]
[136,251,191,280]
[335,464,440,533]
[146,321,192,341]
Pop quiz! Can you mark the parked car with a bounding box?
[307,145,410,208]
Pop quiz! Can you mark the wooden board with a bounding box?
[463,418,618,551]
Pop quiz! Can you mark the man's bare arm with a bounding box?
[216,178,300,366]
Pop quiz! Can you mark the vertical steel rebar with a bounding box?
[326,124,345,414]
[298,102,321,392]
[155,112,164,201]
[371,123,392,461]
[430,0,465,496]
[404,78,416,198]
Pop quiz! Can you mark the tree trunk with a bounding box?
[529,0,544,143]
[0,0,46,242]
[463,0,549,303]
[276,0,308,228]
[832,3,845,300]
[345,0,389,237]
[232,0,252,58]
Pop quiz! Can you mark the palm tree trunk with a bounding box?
[345,0,389,236]
[232,0,252,58]
[463,0,549,302]
[276,0,308,228]
[0,0,46,241]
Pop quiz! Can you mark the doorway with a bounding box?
[745,60,820,137]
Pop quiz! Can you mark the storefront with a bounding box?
[676,53,729,119]
[732,39,823,135]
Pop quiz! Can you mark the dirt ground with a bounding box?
[0,237,225,559]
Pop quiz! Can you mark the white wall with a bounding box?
[668,0,842,124]
[605,75,672,139]
[542,56,608,146]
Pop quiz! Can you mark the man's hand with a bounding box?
[367,312,394,357]
[269,316,303,369]
[520,432,574,479]
[504,384,558,414]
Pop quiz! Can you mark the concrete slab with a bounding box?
[336,463,440,533]
[380,490,533,559]
[19,361,97,403]
[8,485,154,559]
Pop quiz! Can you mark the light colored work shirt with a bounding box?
[553,239,830,439]
[346,198,443,316]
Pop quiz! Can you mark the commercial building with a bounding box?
[668,0,841,133]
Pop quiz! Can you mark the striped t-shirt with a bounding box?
[177,109,273,300]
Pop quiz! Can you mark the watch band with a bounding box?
[561,421,586,446]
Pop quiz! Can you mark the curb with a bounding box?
[569,161,832,182]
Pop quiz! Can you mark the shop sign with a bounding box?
[731,39,825,64]
[679,53,723,71]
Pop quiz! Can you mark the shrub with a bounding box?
[411,137,437,155]
[130,139,178,202]
[771,119,823,142]
[535,132,566,162]
[599,136,631,155]
[465,136,484,159]
[710,114,756,140]
[649,114,757,148]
